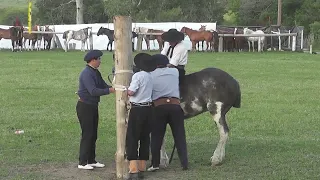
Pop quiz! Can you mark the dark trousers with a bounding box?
[76,101,99,165]
[177,67,186,85]
[126,106,153,160]
[151,104,188,168]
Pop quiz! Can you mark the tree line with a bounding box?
[0,0,319,40]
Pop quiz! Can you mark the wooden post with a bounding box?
[300,29,304,50]
[113,16,133,179]
[137,34,143,52]
[218,36,223,52]
[292,35,296,51]
[288,30,291,48]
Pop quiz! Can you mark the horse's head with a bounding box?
[180,27,187,33]
[243,27,252,34]
[97,27,104,36]
[199,25,206,31]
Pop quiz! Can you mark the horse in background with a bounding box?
[180,26,214,52]
[43,25,54,50]
[199,25,219,52]
[97,27,138,52]
[0,27,23,52]
[233,28,247,52]
[133,27,164,51]
[63,27,92,52]
[197,25,206,51]
[97,27,114,52]
[22,26,38,51]
[243,27,265,52]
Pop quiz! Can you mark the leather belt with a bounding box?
[153,97,180,107]
[176,65,185,69]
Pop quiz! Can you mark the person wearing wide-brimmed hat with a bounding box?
[126,53,156,180]
[76,50,115,170]
[147,54,189,172]
[161,28,188,84]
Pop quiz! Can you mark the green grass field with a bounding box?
[0,50,319,180]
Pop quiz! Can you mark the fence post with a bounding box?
[218,36,223,52]
[288,30,291,48]
[292,35,296,51]
[301,29,304,50]
[136,34,143,52]
[258,37,261,52]
[113,16,133,179]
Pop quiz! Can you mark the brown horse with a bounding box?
[180,26,213,52]
[144,29,164,51]
[216,27,235,52]
[0,27,23,51]
[197,25,206,51]
[23,27,38,51]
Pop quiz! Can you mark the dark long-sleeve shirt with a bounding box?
[77,65,111,105]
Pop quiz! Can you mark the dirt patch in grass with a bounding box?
[10,161,186,180]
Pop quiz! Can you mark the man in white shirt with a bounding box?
[126,53,156,180]
[161,29,188,84]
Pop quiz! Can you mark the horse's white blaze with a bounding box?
[210,101,228,166]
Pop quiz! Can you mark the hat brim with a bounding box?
[134,53,156,72]
[161,31,184,42]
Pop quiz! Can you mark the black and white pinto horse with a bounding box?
[97,27,138,52]
[63,27,92,52]
[159,68,241,167]
[119,65,241,167]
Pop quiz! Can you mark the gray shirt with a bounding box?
[128,71,153,103]
[150,67,180,100]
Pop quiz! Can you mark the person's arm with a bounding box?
[82,73,113,96]
[127,74,140,96]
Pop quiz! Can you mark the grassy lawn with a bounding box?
[0,50,319,179]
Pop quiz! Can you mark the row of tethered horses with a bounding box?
[0,24,275,52]
[0,25,55,51]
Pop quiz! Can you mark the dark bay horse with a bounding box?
[43,25,54,50]
[97,27,138,52]
[0,27,23,51]
[180,27,214,52]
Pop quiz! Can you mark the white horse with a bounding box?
[243,27,265,52]
[63,27,92,52]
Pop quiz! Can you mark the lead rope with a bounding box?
[109,69,134,125]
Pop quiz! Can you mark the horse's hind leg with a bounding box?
[160,137,169,168]
[208,101,229,166]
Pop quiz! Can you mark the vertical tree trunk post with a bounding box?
[76,0,84,24]
[113,16,133,179]
[218,36,223,52]
[292,35,296,51]
[137,34,143,52]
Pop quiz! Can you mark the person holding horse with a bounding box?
[76,50,115,170]
[125,53,156,180]
[160,29,188,84]
[147,54,189,172]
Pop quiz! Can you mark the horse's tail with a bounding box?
[233,80,241,108]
